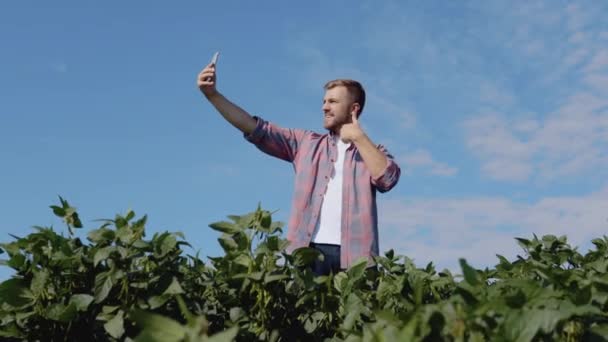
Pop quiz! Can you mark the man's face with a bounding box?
[322,86,357,131]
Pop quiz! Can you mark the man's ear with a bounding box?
[350,103,361,117]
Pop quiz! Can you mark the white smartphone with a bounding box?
[211,51,220,65]
[206,52,220,81]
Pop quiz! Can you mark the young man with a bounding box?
[197,59,400,275]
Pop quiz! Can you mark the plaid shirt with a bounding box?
[245,117,401,268]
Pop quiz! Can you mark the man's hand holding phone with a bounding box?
[198,52,220,98]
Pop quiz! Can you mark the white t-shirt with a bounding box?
[312,136,350,245]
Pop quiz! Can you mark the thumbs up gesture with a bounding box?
[339,112,365,143]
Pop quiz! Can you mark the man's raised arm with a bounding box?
[197,61,257,135]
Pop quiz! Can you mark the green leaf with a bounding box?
[94,272,113,303]
[125,209,136,221]
[504,289,526,309]
[50,205,66,217]
[515,237,531,251]
[102,305,120,314]
[158,233,177,257]
[104,310,125,339]
[246,272,264,282]
[334,272,348,293]
[347,257,368,281]
[70,211,83,228]
[0,323,22,338]
[229,307,244,322]
[148,295,170,309]
[264,273,289,284]
[573,284,592,305]
[94,246,114,267]
[291,247,323,267]
[88,228,115,244]
[116,227,134,245]
[260,212,272,230]
[459,259,480,286]
[1,242,20,256]
[0,279,32,307]
[342,293,363,331]
[7,253,26,270]
[132,240,149,249]
[163,277,185,295]
[233,254,252,268]
[218,235,238,252]
[175,295,193,322]
[69,294,94,311]
[496,254,513,269]
[30,269,49,296]
[46,303,78,322]
[589,324,608,339]
[115,216,128,229]
[209,221,241,234]
[131,309,186,342]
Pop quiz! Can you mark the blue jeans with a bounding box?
[309,243,341,276]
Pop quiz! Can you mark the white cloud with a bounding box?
[565,3,588,32]
[398,149,458,177]
[464,2,608,183]
[562,47,589,69]
[378,185,608,271]
[568,31,587,45]
[584,74,608,91]
[512,119,540,134]
[479,82,516,109]
[583,49,608,73]
[481,159,532,182]
[465,91,608,182]
[464,114,533,159]
[367,92,417,129]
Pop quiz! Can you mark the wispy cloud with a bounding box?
[379,184,608,270]
[285,43,367,92]
[367,92,417,130]
[464,92,608,182]
[398,149,458,177]
[462,2,608,183]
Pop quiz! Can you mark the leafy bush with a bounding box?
[1,198,607,341]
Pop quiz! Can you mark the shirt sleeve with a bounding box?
[244,116,308,163]
[370,144,401,193]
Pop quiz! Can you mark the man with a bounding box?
[197,59,400,275]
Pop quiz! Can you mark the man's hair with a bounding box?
[324,79,366,116]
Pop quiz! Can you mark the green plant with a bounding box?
[1,198,607,341]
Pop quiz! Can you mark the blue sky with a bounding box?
[2,1,608,280]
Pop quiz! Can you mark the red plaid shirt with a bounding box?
[245,117,401,268]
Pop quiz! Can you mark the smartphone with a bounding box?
[206,52,220,81]
[211,52,220,66]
